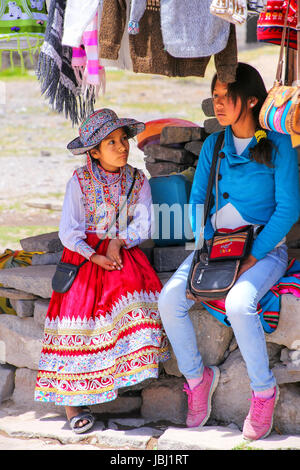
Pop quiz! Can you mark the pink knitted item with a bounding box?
[243,386,279,440]
[72,12,105,97]
[183,366,220,428]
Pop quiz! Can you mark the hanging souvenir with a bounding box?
[210,0,248,25]
[248,0,267,12]
[257,0,298,49]
[0,0,47,69]
[37,0,94,126]
[71,11,106,100]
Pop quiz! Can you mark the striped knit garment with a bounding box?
[72,12,105,98]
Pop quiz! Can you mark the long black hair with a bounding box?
[211,62,274,167]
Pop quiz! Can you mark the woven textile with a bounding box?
[257,0,298,49]
[202,258,300,333]
[36,0,95,125]
[0,0,47,69]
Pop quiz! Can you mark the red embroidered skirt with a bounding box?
[35,234,169,406]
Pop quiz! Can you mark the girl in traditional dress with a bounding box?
[35,108,169,433]
[158,63,300,440]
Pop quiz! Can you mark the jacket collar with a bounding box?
[221,126,256,166]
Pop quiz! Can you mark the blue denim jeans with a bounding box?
[158,244,288,392]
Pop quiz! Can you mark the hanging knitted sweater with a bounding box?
[128,0,230,59]
[99,0,237,82]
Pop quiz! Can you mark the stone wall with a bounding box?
[0,103,300,433]
[0,230,299,434]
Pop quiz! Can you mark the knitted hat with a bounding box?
[67,108,145,155]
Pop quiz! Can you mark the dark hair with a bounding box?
[211,62,274,167]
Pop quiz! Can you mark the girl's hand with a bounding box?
[106,239,125,270]
[237,254,257,280]
[90,253,118,271]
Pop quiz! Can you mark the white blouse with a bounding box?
[59,173,155,260]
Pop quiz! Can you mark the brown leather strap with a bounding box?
[276,0,292,84]
[296,0,300,85]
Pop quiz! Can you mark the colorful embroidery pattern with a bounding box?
[34,162,168,406]
[35,290,169,406]
[74,161,144,234]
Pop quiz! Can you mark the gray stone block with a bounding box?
[202,97,215,117]
[0,287,38,300]
[10,299,34,318]
[143,144,195,165]
[266,295,300,350]
[163,304,233,377]
[33,299,50,329]
[0,315,43,370]
[157,271,174,286]
[184,140,203,156]
[157,426,243,451]
[31,251,63,266]
[141,377,187,424]
[20,232,63,253]
[153,246,193,272]
[0,265,56,299]
[93,396,142,415]
[160,126,206,145]
[145,162,189,177]
[0,364,15,404]
[204,118,224,134]
[12,368,59,414]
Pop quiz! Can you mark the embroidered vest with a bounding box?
[74,163,144,234]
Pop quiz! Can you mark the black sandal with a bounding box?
[68,407,95,434]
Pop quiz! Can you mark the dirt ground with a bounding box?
[0,42,279,251]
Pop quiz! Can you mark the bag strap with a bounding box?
[296,0,300,85]
[77,168,138,268]
[202,131,225,228]
[275,0,292,84]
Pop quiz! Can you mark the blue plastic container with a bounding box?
[149,174,194,246]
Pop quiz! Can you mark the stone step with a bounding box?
[20,232,63,253]
[154,246,193,272]
[143,144,195,165]
[267,294,300,350]
[0,403,299,450]
[157,426,300,451]
[160,126,207,145]
[0,287,38,300]
[0,315,43,370]
[0,265,56,299]
[31,251,63,266]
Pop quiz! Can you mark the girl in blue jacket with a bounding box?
[158,62,300,441]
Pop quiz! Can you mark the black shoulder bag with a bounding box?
[186,133,254,301]
[52,169,137,294]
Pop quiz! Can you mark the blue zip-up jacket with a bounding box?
[189,126,300,260]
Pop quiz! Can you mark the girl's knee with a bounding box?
[158,285,177,317]
[225,289,256,319]
[158,283,189,322]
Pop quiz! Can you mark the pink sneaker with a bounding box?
[183,366,220,428]
[242,386,279,440]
